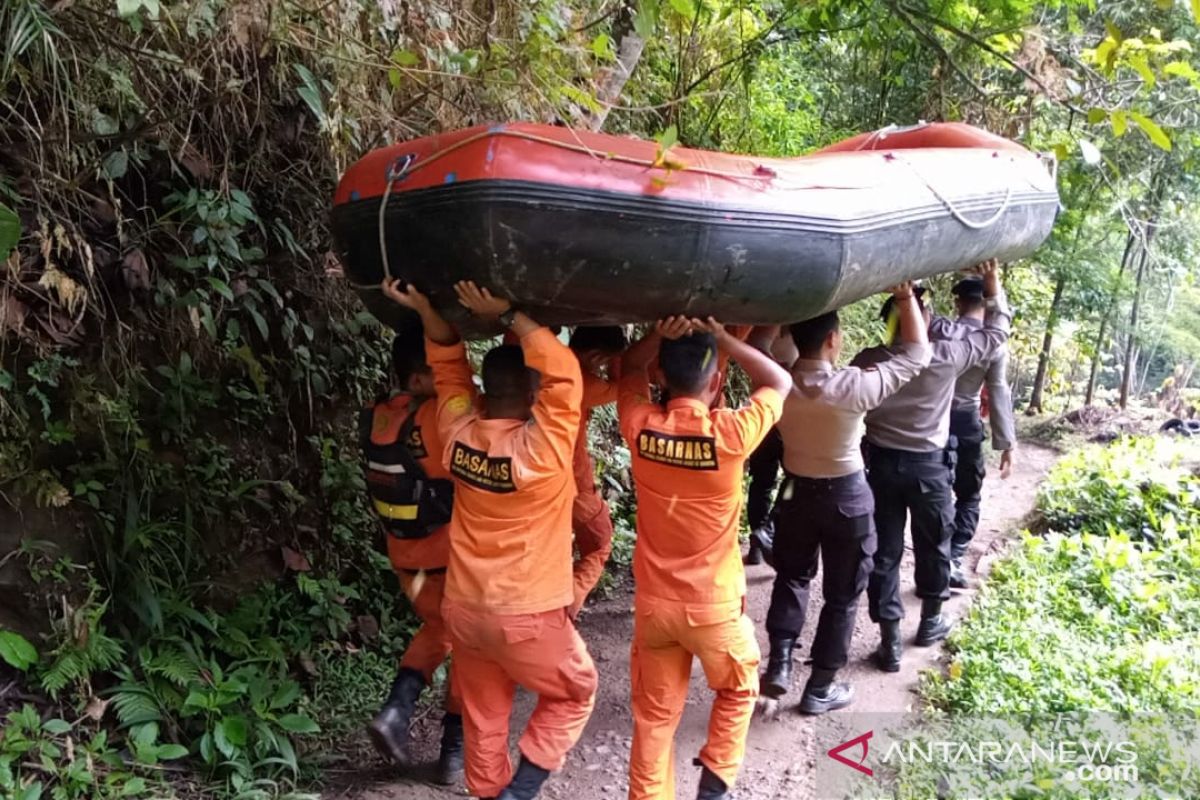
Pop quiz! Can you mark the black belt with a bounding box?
[781,470,865,490]
[399,567,447,576]
[866,445,945,462]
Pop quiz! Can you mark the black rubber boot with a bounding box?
[760,637,795,698]
[695,761,730,800]
[367,667,425,765]
[798,667,855,715]
[915,599,954,646]
[497,755,551,800]
[873,620,901,673]
[435,713,464,785]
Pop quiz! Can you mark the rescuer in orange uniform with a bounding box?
[382,278,597,800]
[618,317,792,800]
[567,326,627,618]
[363,331,464,785]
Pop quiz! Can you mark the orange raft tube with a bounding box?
[332,122,1058,333]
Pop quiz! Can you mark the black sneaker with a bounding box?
[798,681,855,715]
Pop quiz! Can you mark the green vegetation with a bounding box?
[893,437,1200,799]
[927,437,1200,713]
[1,0,1199,797]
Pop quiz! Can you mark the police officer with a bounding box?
[763,283,930,713]
[852,260,1010,672]
[929,277,1016,588]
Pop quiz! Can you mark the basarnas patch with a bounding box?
[450,441,516,492]
[636,430,719,470]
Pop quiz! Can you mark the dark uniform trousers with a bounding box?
[948,409,986,560]
[746,428,783,531]
[865,446,954,622]
[766,471,877,670]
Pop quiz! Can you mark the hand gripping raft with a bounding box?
[331,122,1059,335]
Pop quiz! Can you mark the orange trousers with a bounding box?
[443,600,598,798]
[628,598,760,800]
[571,444,614,617]
[396,570,461,715]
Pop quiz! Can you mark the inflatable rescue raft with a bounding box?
[332,122,1059,333]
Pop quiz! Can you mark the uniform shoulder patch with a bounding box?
[636,430,719,471]
[446,394,471,416]
[449,441,516,493]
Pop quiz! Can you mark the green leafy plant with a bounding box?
[0,629,38,671]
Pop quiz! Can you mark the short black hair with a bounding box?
[391,332,429,389]
[570,325,627,354]
[659,333,718,395]
[952,278,986,311]
[481,345,532,398]
[789,311,840,357]
[879,287,928,323]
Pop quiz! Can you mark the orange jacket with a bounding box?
[618,370,783,605]
[369,394,454,571]
[427,327,583,615]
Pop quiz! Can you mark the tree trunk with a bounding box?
[1119,246,1150,409]
[1085,230,1137,406]
[1026,273,1066,415]
[580,2,646,132]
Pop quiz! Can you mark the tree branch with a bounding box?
[898,2,1086,115]
[883,1,990,101]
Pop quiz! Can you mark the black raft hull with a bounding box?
[331,122,1060,334]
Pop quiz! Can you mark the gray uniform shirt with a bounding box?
[776,343,932,479]
[928,315,1017,451]
[853,294,1011,453]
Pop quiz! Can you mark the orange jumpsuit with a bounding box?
[570,373,618,617]
[370,395,461,715]
[426,328,598,798]
[617,369,784,799]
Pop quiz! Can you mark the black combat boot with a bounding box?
[497,755,551,800]
[873,620,901,673]
[695,761,730,800]
[760,637,795,698]
[743,538,764,565]
[798,667,856,715]
[435,712,464,785]
[367,667,426,765]
[915,599,954,646]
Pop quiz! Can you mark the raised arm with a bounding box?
[454,281,582,473]
[692,317,791,397]
[381,279,476,446]
[944,260,1011,375]
[834,283,932,412]
[381,278,457,345]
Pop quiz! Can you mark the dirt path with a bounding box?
[335,443,1060,800]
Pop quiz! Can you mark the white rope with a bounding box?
[374,154,415,289]
[896,153,1015,230]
